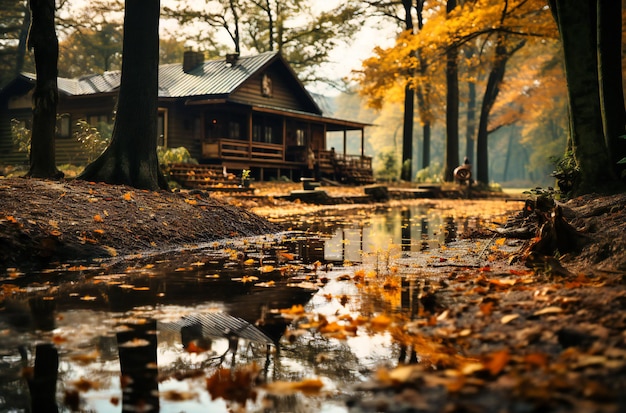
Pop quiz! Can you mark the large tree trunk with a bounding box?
[551,0,616,194]
[476,36,523,184]
[78,0,167,191]
[597,0,626,180]
[26,0,62,179]
[400,0,415,182]
[443,0,459,182]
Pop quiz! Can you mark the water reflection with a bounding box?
[0,203,511,412]
[312,205,458,263]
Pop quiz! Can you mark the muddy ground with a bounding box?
[1,177,625,412]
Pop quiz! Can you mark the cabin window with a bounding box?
[252,124,262,142]
[56,115,71,139]
[264,126,273,143]
[87,114,109,129]
[229,121,240,139]
[296,129,306,146]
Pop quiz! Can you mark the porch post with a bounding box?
[248,112,253,159]
[282,117,286,161]
[361,128,365,167]
[343,129,347,156]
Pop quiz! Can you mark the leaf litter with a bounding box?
[0,180,625,412]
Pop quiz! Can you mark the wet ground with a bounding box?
[1,180,626,412]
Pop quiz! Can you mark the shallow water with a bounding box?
[0,199,522,412]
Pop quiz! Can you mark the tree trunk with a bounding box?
[400,0,415,182]
[25,0,62,179]
[465,79,476,163]
[422,121,431,170]
[476,36,522,184]
[597,0,626,179]
[444,0,459,182]
[15,4,31,76]
[78,0,168,191]
[552,0,615,194]
[401,84,415,181]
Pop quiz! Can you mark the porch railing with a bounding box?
[202,139,284,162]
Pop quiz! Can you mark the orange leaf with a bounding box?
[122,192,134,201]
[370,314,392,330]
[479,301,494,316]
[484,349,510,375]
[93,214,104,222]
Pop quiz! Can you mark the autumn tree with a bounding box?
[548,0,626,193]
[58,23,123,77]
[78,0,168,191]
[25,0,63,179]
[443,0,460,182]
[358,0,435,181]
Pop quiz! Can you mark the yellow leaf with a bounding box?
[184,198,197,205]
[533,306,563,316]
[495,238,506,246]
[102,246,117,257]
[500,314,519,324]
[260,265,275,273]
[243,258,255,266]
[264,378,324,395]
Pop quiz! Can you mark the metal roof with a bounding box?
[22,51,279,98]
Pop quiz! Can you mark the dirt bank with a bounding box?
[0,178,278,272]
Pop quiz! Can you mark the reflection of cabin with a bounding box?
[0,51,373,185]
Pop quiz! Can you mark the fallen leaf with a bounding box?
[484,349,510,375]
[93,214,104,222]
[264,378,324,395]
[501,314,520,324]
[533,306,563,316]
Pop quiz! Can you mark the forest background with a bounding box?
[0,0,624,189]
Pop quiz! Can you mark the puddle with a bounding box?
[0,199,522,412]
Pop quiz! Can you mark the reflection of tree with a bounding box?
[280,333,365,383]
[117,319,159,413]
[27,343,59,412]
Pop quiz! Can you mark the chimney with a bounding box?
[183,49,204,74]
[225,53,239,67]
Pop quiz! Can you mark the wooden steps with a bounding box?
[168,163,253,192]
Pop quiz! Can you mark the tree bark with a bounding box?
[475,36,523,184]
[465,79,476,164]
[443,0,459,182]
[597,0,626,179]
[26,0,62,179]
[400,0,415,182]
[551,0,616,194]
[78,0,168,191]
[401,84,415,181]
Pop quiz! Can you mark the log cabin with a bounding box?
[0,51,373,186]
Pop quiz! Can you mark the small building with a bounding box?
[0,51,373,184]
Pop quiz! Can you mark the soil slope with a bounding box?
[0,178,278,272]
